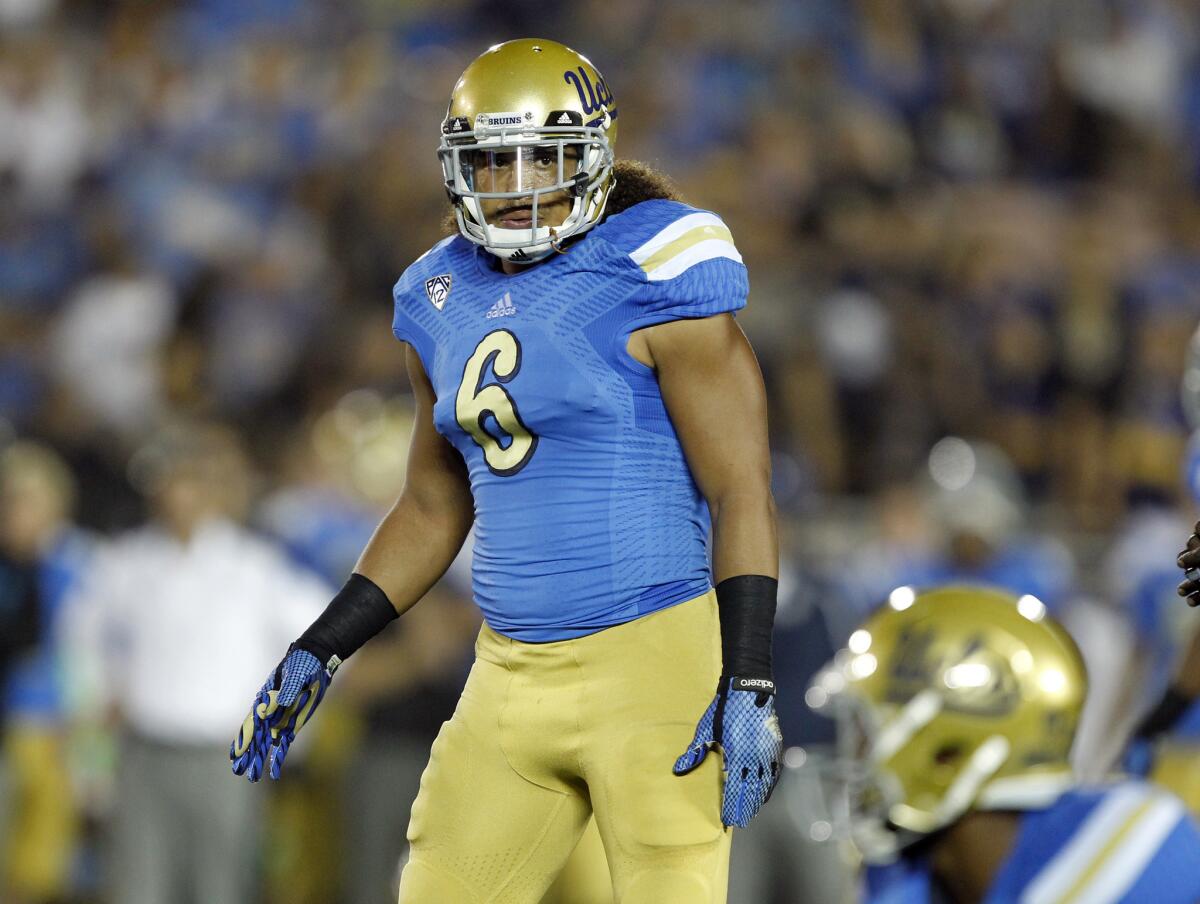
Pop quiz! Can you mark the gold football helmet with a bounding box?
[439,39,617,263]
[808,585,1087,862]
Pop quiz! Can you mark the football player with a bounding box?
[1121,326,1200,803]
[1121,626,1200,810]
[808,585,1200,904]
[231,38,781,903]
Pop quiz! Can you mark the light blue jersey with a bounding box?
[392,200,747,641]
[866,781,1200,904]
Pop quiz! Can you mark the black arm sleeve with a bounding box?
[1133,686,1195,739]
[715,574,777,686]
[293,573,400,672]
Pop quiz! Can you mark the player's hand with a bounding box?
[230,645,332,782]
[1178,523,1200,606]
[673,677,783,828]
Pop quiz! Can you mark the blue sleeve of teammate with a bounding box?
[864,861,932,904]
[1117,809,1200,903]
[1129,571,1165,643]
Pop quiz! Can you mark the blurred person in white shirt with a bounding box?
[62,420,330,904]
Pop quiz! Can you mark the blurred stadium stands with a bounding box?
[3,0,1200,901]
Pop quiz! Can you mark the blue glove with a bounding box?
[231,646,332,782]
[673,677,783,828]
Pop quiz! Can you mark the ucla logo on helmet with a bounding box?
[563,67,616,127]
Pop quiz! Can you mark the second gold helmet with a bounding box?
[808,585,1087,861]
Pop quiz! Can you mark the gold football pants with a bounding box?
[397,591,730,904]
[2,724,77,900]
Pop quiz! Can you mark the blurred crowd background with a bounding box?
[3,0,1200,902]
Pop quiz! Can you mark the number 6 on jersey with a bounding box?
[456,329,539,476]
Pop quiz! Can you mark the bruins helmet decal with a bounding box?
[808,585,1087,862]
[884,626,1021,717]
[439,39,617,263]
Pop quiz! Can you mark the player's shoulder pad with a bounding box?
[598,199,744,283]
[392,234,464,354]
[394,234,460,302]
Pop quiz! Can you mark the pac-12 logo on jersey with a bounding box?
[424,274,452,311]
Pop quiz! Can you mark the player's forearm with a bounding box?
[289,495,471,672]
[710,490,778,584]
[1178,629,1200,696]
[708,488,778,683]
[1133,632,1200,740]
[354,490,473,618]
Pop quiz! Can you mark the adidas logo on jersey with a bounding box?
[486,292,517,319]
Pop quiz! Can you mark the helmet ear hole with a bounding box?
[934,742,964,766]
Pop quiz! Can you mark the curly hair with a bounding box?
[602,159,683,217]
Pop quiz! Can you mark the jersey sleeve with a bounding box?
[617,201,749,328]
[390,278,423,348]
[391,236,454,368]
[1115,795,1200,903]
[390,279,435,378]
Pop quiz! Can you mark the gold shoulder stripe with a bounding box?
[1033,789,1182,904]
[636,224,735,276]
[1050,797,1155,904]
